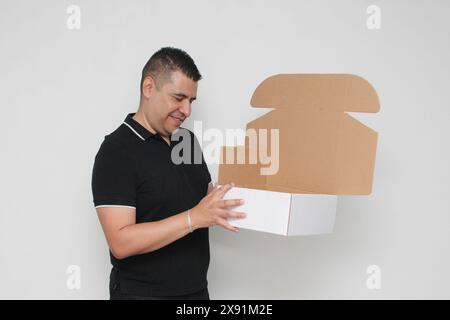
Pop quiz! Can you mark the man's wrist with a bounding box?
[189,207,202,230]
[186,209,194,233]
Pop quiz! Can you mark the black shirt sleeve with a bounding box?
[91,140,137,208]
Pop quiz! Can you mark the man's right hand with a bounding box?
[190,183,246,232]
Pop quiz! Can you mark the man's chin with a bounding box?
[163,124,181,136]
[167,116,184,132]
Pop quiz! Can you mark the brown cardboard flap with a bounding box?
[219,145,266,187]
[250,74,380,112]
[218,74,380,195]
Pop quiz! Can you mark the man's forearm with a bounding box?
[113,210,199,259]
[109,183,213,259]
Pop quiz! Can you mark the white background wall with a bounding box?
[1,0,449,299]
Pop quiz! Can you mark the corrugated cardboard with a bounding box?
[219,74,380,235]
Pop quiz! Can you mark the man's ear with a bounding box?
[141,75,155,99]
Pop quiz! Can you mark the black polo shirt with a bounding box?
[91,113,211,296]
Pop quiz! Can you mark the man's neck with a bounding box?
[132,111,157,135]
[133,110,171,146]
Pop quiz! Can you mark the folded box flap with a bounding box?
[219,73,380,196]
[250,74,380,113]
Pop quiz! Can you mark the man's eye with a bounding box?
[174,97,183,102]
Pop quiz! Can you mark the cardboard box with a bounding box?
[219,74,380,235]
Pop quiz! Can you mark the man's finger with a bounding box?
[226,211,246,219]
[206,182,224,198]
[206,182,219,196]
[216,209,245,219]
[217,218,240,233]
[215,182,234,198]
[205,184,220,198]
[218,198,245,208]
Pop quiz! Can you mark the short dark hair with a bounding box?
[140,47,202,94]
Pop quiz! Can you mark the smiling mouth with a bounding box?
[170,115,184,124]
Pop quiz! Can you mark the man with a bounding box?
[91,47,246,300]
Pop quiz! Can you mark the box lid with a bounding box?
[250,74,380,112]
[219,74,380,195]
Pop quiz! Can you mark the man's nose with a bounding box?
[179,100,191,118]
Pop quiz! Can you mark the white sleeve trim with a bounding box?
[95,205,136,209]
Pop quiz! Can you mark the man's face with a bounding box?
[143,70,197,137]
